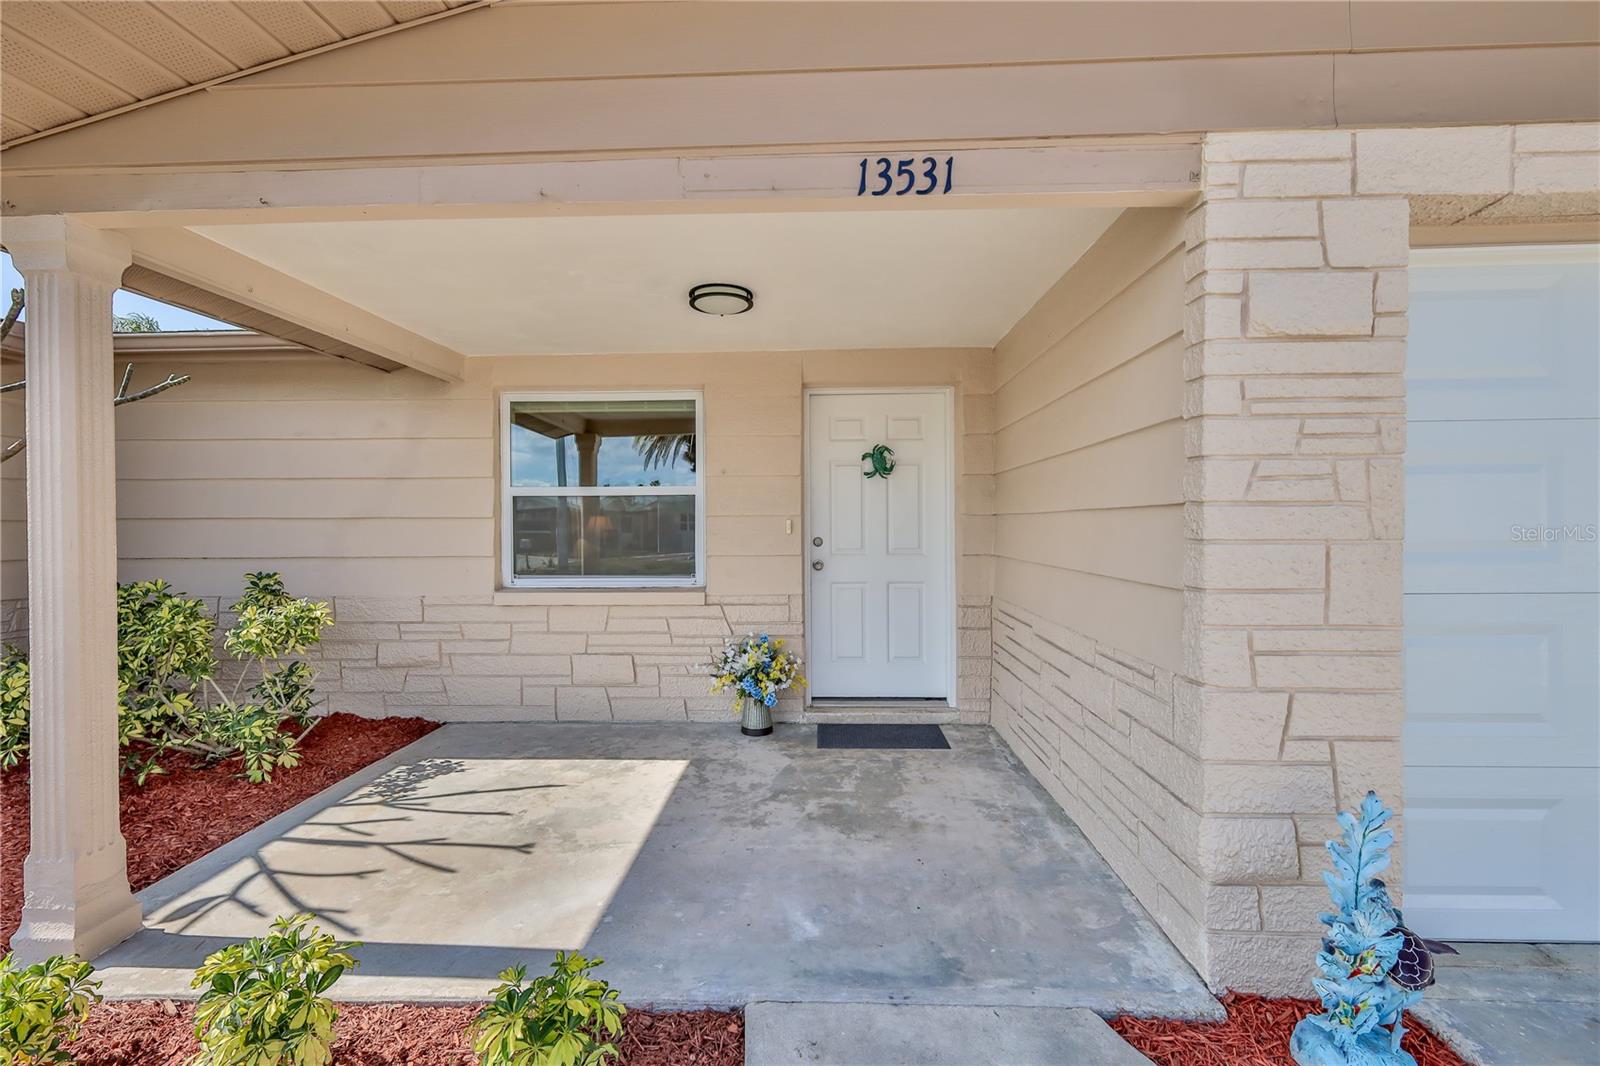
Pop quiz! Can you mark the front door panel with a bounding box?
[807,392,950,699]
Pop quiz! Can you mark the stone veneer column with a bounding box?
[1181,132,1409,992]
[6,216,141,962]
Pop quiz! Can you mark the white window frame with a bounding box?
[500,389,706,589]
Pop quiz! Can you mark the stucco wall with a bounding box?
[0,347,995,721]
[986,206,1201,971]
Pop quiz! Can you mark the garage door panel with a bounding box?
[1405,419,1599,594]
[1404,243,1599,944]
[1408,247,1599,422]
[1403,766,1600,942]
[1405,592,1599,768]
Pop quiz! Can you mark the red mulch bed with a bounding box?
[68,1001,743,1065]
[1111,992,1469,1066]
[1,713,440,953]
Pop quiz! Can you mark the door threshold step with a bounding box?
[804,703,962,725]
[745,1002,1154,1066]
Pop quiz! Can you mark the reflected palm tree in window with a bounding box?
[633,433,695,473]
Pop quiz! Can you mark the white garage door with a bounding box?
[1404,244,1600,942]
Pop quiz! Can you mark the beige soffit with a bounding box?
[0,0,491,148]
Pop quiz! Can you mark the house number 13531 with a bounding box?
[856,155,954,196]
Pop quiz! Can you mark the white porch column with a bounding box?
[5,216,140,962]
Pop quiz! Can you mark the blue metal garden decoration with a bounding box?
[1291,791,1457,1066]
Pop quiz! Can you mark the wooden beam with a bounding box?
[1,143,1201,226]
[121,228,465,382]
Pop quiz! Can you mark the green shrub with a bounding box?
[190,914,358,1066]
[0,953,101,1065]
[0,571,333,785]
[116,579,220,780]
[472,952,626,1066]
[0,649,26,771]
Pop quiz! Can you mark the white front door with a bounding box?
[806,390,951,699]
[1403,244,1600,942]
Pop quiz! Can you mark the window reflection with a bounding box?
[510,399,696,488]
[511,496,696,579]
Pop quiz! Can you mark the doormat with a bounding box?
[816,723,950,750]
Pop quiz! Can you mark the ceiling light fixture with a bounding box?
[689,283,754,316]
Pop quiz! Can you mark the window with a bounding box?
[501,392,704,587]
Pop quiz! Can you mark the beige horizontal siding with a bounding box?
[996,423,1184,515]
[994,507,1184,590]
[111,398,493,439]
[0,387,23,611]
[996,336,1184,470]
[989,207,1195,980]
[115,437,494,480]
[8,1,1595,174]
[116,518,493,559]
[992,208,1187,670]
[115,557,493,598]
[3,347,992,609]
[3,343,996,719]
[113,478,495,519]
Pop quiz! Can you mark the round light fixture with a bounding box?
[689,282,754,316]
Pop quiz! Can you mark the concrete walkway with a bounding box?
[1414,942,1599,1066]
[743,1003,1153,1065]
[92,723,1219,1019]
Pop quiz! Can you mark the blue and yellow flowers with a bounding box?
[707,633,805,713]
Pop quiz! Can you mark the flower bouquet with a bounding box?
[707,633,805,736]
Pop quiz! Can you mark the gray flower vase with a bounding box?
[740,698,773,737]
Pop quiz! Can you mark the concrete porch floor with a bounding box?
[1414,942,1600,1066]
[91,723,1221,1018]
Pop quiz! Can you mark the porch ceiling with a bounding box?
[0,0,487,148]
[189,206,1122,355]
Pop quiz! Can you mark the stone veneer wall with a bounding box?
[1181,122,1598,994]
[996,122,1598,995]
[992,606,1197,949]
[1184,126,1593,998]
[1179,128,1412,993]
[1177,126,1414,998]
[307,594,994,724]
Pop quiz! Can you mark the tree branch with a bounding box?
[0,289,22,344]
[0,364,193,463]
[115,371,191,406]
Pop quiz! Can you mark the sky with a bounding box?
[2,251,241,332]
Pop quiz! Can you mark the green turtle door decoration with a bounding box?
[862,444,896,479]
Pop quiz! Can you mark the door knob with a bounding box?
[812,560,824,571]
